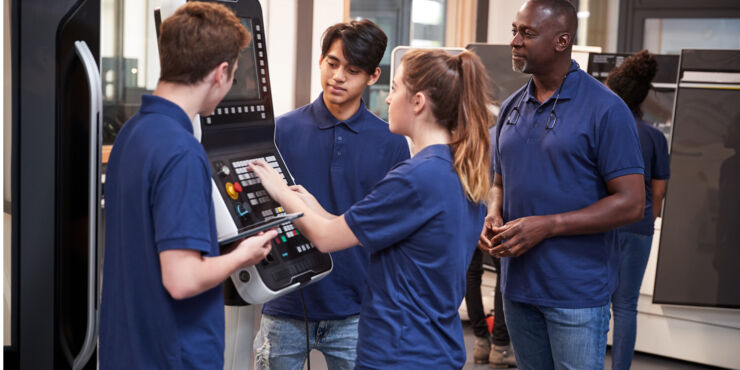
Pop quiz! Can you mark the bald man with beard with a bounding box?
[478,1,646,368]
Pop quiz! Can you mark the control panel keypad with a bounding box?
[215,153,316,264]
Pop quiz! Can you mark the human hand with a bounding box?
[489,215,551,258]
[478,213,504,253]
[248,160,290,203]
[234,230,277,266]
[289,185,321,211]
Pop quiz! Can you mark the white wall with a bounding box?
[487,0,525,45]
[605,0,619,52]
[260,0,298,116]
[310,0,345,102]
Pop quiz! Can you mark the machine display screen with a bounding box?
[655,86,740,308]
[223,17,261,102]
[465,44,531,104]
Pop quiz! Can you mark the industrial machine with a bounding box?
[185,0,333,305]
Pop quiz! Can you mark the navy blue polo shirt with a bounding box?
[493,61,644,308]
[100,95,224,369]
[619,117,670,235]
[264,93,410,320]
[345,144,487,369]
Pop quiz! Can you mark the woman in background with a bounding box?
[250,49,492,369]
[606,50,671,370]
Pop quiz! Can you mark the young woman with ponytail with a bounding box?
[250,48,492,369]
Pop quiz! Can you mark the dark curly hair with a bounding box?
[606,50,657,116]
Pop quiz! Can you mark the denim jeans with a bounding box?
[503,299,610,370]
[254,314,359,370]
[611,231,653,370]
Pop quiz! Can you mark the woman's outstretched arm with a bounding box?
[249,160,360,252]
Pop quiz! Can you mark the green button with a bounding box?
[281,236,287,243]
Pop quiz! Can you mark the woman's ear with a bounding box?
[413,92,426,115]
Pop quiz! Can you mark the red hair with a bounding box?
[401,49,492,202]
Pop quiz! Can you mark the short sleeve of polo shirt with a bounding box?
[492,101,511,176]
[651,130,671,180]
[492,123,502,176]
[597,104,645,181]
[344,169,436,254]
[151,148,214,254]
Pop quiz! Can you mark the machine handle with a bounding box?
[72,40,103,370]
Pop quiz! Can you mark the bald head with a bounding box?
[524,0,577,39]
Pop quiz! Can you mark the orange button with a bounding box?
[225,182,238,200]
[233,182,243,193]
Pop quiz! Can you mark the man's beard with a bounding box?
[512,59,528,73]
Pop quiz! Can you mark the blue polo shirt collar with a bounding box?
[311,92,367,133]
[524,60,580,103]
[417,143,453,164]
[140,94,193,134]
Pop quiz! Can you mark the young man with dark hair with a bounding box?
[479,0,645,368]
[100,3,276,369]
[253,19,410,369]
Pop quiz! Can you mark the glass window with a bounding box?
[101,0,163,148]
[411,0,445,47]
[644,18,740,54]
[350,0,446,120]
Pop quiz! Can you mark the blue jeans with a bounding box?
[503,299,610,370]
[254,314,359,370]
[611,231,653,370]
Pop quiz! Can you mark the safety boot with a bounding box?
[472,336,491,364]
[489,344,516,368]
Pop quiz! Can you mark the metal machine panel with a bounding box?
[654,49,740,309]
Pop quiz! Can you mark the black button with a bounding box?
[239,270,250,282]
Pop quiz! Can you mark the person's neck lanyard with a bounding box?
[506,70,573,130]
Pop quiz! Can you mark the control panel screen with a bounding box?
[223,17,260,102]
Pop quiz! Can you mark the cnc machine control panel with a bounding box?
[196,0,332,305]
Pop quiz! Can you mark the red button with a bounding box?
[233,182,243,192]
